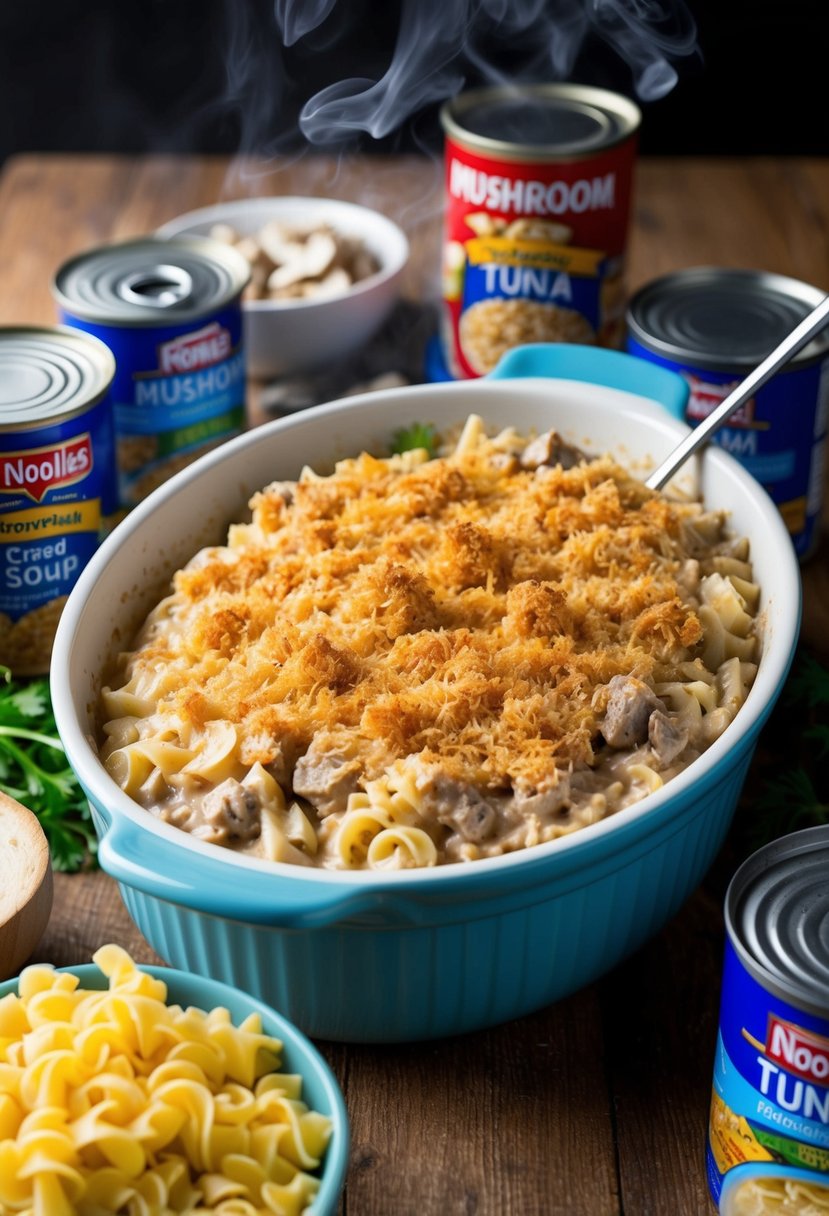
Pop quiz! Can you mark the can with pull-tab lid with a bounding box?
[626,268,829,560]
[708,826,829,1215]
[0,326,117,675]
[53,236,250,507]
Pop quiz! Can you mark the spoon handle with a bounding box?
[645,293,829,491]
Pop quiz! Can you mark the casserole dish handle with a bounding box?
[488,343,690,419]
[97,814,419,929]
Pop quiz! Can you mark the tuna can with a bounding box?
[439,83,641,379]
[53,236,250,507]
[0,326,117,675]
[626,268,829,561]
[708,826,829,1214]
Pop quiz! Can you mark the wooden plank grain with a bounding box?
[340,992,620,1216]
[0,155,145,326]
[600,887,725,1216]
[630,156,829,290]
[30,872,160,969]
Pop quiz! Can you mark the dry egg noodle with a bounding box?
[0,946,332,1215]
[99,415,761,872]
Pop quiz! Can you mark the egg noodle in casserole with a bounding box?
[99,414,760,870]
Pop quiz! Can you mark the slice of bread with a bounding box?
[0,791,53,980]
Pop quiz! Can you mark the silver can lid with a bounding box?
[627,267,829,372]
[0,326,115,428]
[52,236,250,328]
[725,825,829,1019]
[440,83,641,160]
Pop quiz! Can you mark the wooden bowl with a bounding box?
[0,792,53,980]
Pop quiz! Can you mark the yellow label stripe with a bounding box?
[465,236,605,275]
[0,499,101,540]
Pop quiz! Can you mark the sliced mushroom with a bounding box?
[257,219,300,266]
[267,231,338,292]
[302,266,352,299]
[209,217,380,302]
[209,222,240,245]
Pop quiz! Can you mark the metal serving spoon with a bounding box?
[645,293,829,491]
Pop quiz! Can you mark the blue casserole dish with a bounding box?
[50,345,801,1042]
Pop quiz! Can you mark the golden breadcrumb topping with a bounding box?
[130,430,707,793]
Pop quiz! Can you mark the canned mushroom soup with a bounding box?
[708,827,829,1215]
[0,326,117,675]
[53,236,250,507]
[439,83,641,378]
[626,268,829,560]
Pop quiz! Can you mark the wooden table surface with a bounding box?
[1,152,828,1216]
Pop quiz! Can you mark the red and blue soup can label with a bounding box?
[0,326,117,674]
[708,827,829,1213]
[627,268,828,561]
[440,84,640,379]
[53,236,250,507]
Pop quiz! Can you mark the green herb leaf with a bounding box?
[0,664,97,872]
[390,422,438,457]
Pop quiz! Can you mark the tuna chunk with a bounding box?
[198,779,261,845]
[267,480,295,505]
[423,775,497,843]
[648,709,689,768]
[513,773,571,819]
[520,430,584,471]
[600,676,662,749]
[291,737,362,817]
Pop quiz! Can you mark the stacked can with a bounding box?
[709,826,829,1214]
[53,236,250,508]
[627,268,829,560]
[0,327,117,675]
[439,83,641,379]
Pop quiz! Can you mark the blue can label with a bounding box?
[0,395,117,672]
[62,306,245,507]
[707,938,829,1211]
[626,337,829,558]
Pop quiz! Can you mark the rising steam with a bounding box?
[264,0,699,149]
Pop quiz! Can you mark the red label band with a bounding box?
[157,321,232,375]
[0,434,93,504]
[766,1015,829,1086]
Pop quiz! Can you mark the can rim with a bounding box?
[440,83,641,161]
[51,235,251,328]
[724,824,829,1020]
[627,266,829,371]
[0,324,116,429]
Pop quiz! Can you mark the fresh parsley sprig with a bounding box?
[390,422,438,457]
[0,665,97,872]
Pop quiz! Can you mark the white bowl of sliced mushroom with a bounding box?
[157,197,409,379]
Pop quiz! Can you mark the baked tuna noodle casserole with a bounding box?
[99,415,760,870]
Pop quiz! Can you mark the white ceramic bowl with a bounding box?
[51,349,801,1042]
[157,197,409,379]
